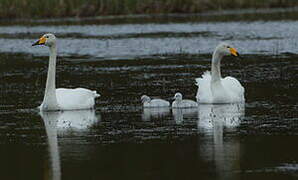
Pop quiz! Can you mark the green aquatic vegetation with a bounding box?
[0,0,297,18]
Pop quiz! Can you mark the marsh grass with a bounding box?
[0,0,297,18]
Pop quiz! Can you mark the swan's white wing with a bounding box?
[56,88,100,110]
[173,100,198,108]
[144,99,170,107]
[196,72,245,103]
[151,99,170,107]
[195,71,213,103]
[222,76,245,102]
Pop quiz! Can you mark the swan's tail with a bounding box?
[195,71,211,102]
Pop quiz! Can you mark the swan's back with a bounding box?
[143,99,170,108]
[172,99,198,108]
[56,88,100,110]
[196,71,244,103]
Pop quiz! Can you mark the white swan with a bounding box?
[32,33,100,111]
[195,42,244,104]
[172,92,198,108]
[141,95,170,108]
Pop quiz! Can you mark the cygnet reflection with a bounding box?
[142,107,171,121]
[172,108,198,124]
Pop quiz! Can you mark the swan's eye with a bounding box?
[45,36,49,38]
[227,46,230,48]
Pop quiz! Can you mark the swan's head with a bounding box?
[141,95,151,103]
[173,92,183,101]
[216,42,239,57]
[32,33,56,47]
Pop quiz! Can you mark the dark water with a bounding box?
[1,9,298,180]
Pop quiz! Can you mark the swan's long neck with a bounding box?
[211,49,223,83]
[175,96,182,102]
[42,44,59,110]
[175,99,182,104]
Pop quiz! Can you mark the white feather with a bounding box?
[143,99,170,108]
[55,88,100,110]
[141,95,170,107]
[195,43,245,104]
[196,71,244,103]
[34,33,100,111]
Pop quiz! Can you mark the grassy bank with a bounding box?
[0,0,298,19]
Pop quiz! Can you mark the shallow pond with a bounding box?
[0,8,298,180]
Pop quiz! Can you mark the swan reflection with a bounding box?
[142,107,170,121]
[197,103,245,179]
[55,110,99,131]
[40,110,99,180]
[198,104,244,132]
[172,108,198,124]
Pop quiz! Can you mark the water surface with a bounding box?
[0,8,298,180]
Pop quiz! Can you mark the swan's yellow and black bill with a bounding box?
[32,37,46,46]
[229,48,239,57]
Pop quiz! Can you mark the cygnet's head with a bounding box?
[32,33,56,47]
[141,95,151,103]
[215,42,239,57]
[174,92,183,101]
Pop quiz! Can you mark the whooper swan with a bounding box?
[195,42,244,104]
[32,33,100,111]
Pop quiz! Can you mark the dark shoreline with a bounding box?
[0,0,297,19]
